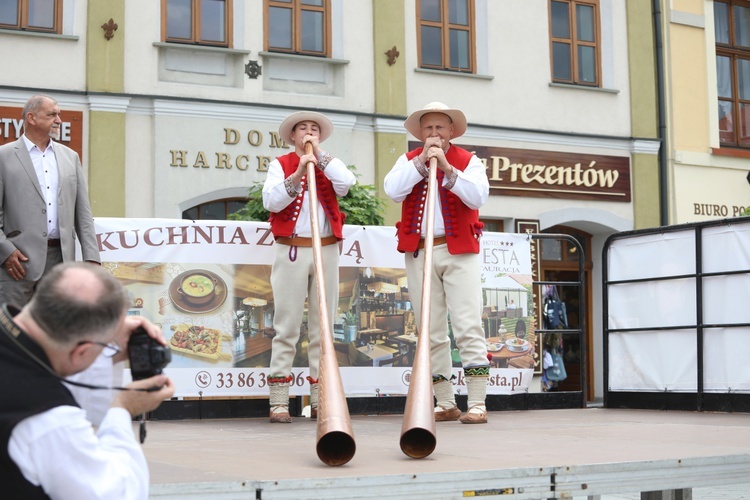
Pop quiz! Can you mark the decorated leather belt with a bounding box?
[417,236,447,249]
[276,236,339,247]
[47,239,61,247]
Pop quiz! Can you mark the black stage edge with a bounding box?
[606,391,750,413]
[144,392,585,421]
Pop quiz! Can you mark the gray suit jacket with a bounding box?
[0,137,100,282]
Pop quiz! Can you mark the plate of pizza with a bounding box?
[169,323,233,362]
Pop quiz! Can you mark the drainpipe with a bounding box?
[653,0,669,226]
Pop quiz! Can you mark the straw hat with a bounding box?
[403,102,467,139]
[278,111,333,143]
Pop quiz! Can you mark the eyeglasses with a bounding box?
[77,339,121,358]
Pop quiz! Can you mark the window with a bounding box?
[265,0,330,57]
[479,218,504,233]
[417,0,475,72]
[541,226,589,266]
[549,0,600,86]
[0,0,61,33]
[183,199,246,220]
[162,0,232,47]
[714,0,750,148]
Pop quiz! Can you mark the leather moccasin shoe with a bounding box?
[459,405,487,424]
[269,407,293,423]
[434,405,461,422]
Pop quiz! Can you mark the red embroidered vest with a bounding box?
[268,152,346,239]
[395,145,484,255]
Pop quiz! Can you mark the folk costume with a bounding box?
[263,111,355,423]
[384,102,490,424]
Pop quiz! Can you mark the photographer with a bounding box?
[0,262,175,499]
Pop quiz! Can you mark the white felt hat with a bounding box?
[403,102,467,139]
[278,111,333,143]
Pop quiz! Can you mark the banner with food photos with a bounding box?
[94,218,535,397]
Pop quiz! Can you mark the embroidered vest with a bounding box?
[0,305,78,499]
[395,145,484,255]
[268,152,346,239]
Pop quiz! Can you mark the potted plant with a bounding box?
[343,310,358,343]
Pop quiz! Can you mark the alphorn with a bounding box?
[304,142,356,466]
[399,157,438,459]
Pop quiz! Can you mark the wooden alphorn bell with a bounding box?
[304,142,356,466]
[399,157,438,459]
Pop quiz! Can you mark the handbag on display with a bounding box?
[546,351,567,382]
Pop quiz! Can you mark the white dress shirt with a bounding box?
[8,405,148,499]
[383,145,489,237]
[22,134,60,239]
[262,154,356,237]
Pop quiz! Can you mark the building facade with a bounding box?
[0,0,667,401]
[660,0,750,223]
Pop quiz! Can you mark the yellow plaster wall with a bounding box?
[85,1,126,216]
[627,0,661,229]
[87,112,126,217]
[672,0,704,16]
[669,23,710,152]
[375,133,408,225]
[373,0,408,224]
[372,0,407,117]
[627,0,658,139]
[631,154,662,229]
[86,0,125,92]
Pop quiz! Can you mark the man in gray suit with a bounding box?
[0,95,100,306]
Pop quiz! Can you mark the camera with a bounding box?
[127,327,172,380]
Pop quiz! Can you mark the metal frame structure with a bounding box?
[528,233,587,410]
[602,216,750,412]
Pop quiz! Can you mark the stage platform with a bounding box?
[143,408,750,499]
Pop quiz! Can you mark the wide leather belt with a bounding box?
[417,236,447,249]
[47,239,61,247]
[276,236,339,247]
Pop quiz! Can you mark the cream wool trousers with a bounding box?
[404,243,488,378]
[269,242,340,380]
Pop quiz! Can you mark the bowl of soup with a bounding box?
[177,272,217,305]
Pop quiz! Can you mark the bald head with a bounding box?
[63,266,108,303]
[22,95,56,119]
[27,263,129,344]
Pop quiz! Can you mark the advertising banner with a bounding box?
[95,219,535,397]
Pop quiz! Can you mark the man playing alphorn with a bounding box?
[384,102,490,424]
[263,111,355,423]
